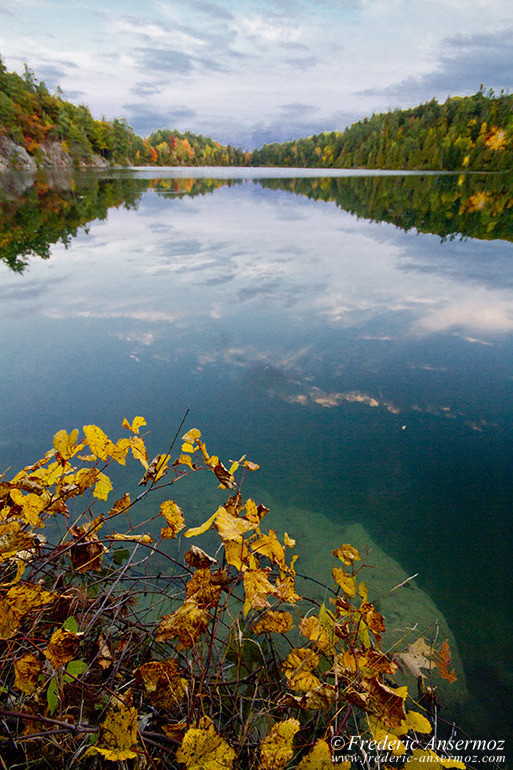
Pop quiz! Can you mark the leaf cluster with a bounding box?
[0,417,464,768]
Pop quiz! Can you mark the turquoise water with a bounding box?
[1,169,512,748]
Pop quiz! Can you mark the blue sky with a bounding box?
[1,0,513,148]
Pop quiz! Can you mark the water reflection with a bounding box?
[3,170,513,274]
[1,169,513,745]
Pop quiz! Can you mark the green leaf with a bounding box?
[47,676,59,714]
[112,547,130,565]
[64,659,87,683]
[63,616,78,633]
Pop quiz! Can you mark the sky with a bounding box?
[1,0,513,148]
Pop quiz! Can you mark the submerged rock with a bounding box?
[258,496,469,712]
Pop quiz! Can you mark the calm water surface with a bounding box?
[1,168,513,745]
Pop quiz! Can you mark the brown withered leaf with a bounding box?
[138,454,170,486]
[185,568,227,609]
[184,545,217,569]
[365,677,407,729]
[44,628,84,669]
[251,610,294,635]
[433,640,457,684]
[156,600,209,649]
[137,658,188,708]
[212,461,237,490]
[98,634,113,670]
[345,688,371,709]
[162,722,188,742]
[14,653,42,695]
[360,600,385,643]
[108,493,131,517]
[70,522,106,572]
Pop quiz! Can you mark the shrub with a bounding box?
[0,417,463,768]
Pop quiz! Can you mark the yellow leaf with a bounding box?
[93,472,112,501]
[299,615,331,651]
[181,442,195,453]
[332,544,361,565]
[178,453,194,469]
[176,716,235,769]
[224,538,256,571]
[215,508,255,542]
[251,530,286,569]
[297,739,337,769]
[91,697,139,762]
[110,532,153,544]
[0,597,19,639]
[109,437,131,465]
[332,567,356,597]
[182,428,201,444]
[0,521,35,564]
[130,435,148,467]
[83,424,111,461]
[403,709,432,734]
[259,718,300,770]
[122,416,146,434]
[156,600,209,649]
[6,582,55,617]
[282,648,320,692]
[184,508,221,538]
[252,610,294,635]
[284,533,295,548]
[14,653,42,694]
[160,500,186,538]
[243,460,259,471]
[243,569,276,617]
[53,428,83,460]
[44,628,84,668]
[9,489,46,527]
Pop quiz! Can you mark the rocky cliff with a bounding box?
[0,137,108,173]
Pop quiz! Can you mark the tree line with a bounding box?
[250,89,513,171]
[1,54,512,171]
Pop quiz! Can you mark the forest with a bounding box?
[0,56,248,167]
[250,90,513,171]
[0,54,512,171]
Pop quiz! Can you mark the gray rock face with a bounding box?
[37,141,73,168]
[0,138,38,173]
[0,139,110,173]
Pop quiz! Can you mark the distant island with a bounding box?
[0,55,511,173]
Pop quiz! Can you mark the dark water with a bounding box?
[1,168,513,749]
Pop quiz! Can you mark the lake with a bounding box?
[1,167,512,749]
